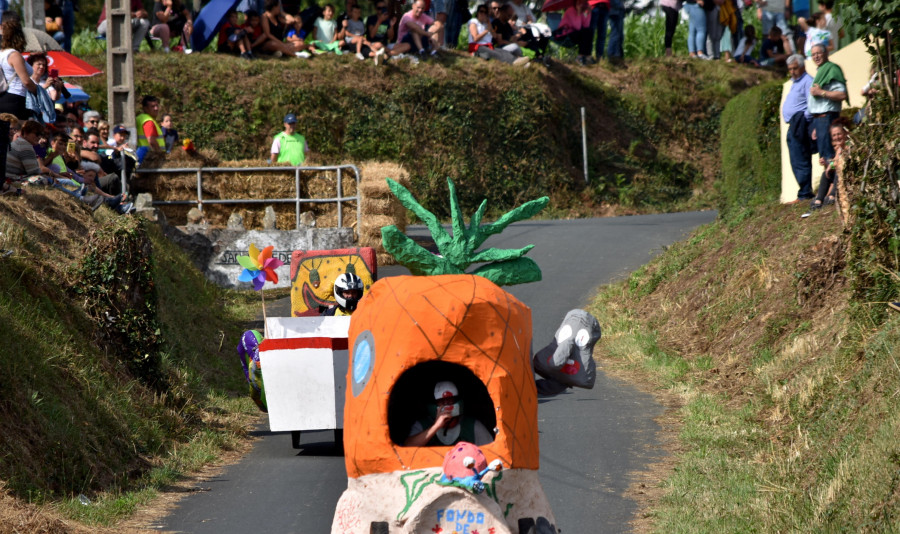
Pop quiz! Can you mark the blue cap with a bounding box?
[283,113,297,124]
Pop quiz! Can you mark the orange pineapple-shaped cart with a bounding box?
[332,274,557,534]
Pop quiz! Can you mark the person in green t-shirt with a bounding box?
[270,113,308,166]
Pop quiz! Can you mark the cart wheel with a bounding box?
[291,430,301,449]
[334,429,344,453]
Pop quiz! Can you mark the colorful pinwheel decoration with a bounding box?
[238,244,284,291]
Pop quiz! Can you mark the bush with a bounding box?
[717,80,783,218]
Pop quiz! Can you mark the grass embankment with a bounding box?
[0,191,261,531]
[590,79,900,529]
[77,53,775,218]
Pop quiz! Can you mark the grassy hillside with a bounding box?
[0,190,261,530]
[589,94,900,529]
[77,53,775,218]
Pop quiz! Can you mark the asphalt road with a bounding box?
[160,211,717,534]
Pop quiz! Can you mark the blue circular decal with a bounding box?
[351,330,375,397]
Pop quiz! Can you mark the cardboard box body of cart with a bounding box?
[258,316,350,431]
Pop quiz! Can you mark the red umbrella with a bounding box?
[22,51,102,78]
[541,0,605,12]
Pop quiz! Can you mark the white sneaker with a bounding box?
[513,56,530,66]
[183,48,193,54]
[163,46,170,53]
[356,52,365,60]
[296,51,311,58]
[374,47,384,65]
[273,50,283,57]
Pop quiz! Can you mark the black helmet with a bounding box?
[334,273,364,312]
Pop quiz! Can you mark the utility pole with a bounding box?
[23,0,46,31]
[105,0,136,134]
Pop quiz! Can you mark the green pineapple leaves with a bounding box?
[381,178,548,286]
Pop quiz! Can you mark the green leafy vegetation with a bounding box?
[0,193,260,527]
[75,53,774,218]
[589,36,900,529]
[717,80,784,219]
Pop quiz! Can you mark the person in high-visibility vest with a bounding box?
[136,95,166,152]
[270,113,308,166]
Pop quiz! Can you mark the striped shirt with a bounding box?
[6,137,42,180]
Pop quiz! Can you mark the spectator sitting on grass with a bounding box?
[259,0,310,57]
[759,26,788,66]
[366,0,396,53]
[467,4,528,65]
[393,0,443,57]
[343,4,382,61]
[491,4,526,57]
[4,117,82,199]
[311,4,343,54]
[218,8,255,59]
[151,0,194,53]
[732,25,759,65]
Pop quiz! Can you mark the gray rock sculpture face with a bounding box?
[533,309,601,394]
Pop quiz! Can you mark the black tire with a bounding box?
[291,430,301,449]
[334,429,344,454]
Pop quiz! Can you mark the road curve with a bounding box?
[160,211,717,534]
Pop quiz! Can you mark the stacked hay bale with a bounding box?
[134,153,408,261]
[357,162,409,266]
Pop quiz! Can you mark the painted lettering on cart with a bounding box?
[435,509,486,533]
[217,250,292,265]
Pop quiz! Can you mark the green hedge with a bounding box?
[718,80,783,218]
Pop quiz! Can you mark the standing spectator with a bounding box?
[270,113,308,166]
[702,0,722,60]
[97,0,151,52]
[589,0,608,61]
[605,0,624,63]
[60,0,75,52]
[817,0,842,52]
[553,0,592,65]
[756,0,788,40]
[808,44,846,165]
[684,0,708,59]
[783,54,814,201]
[445,0,469,49]
[660,0,679,57]
[798,12,831,57]
[792,0,809,19]
[136,95,165,153]
[394,0,443,57]
[151,0,194,53]
[160,114,179,153]
[25,54,61,124]
[0,12,37,121]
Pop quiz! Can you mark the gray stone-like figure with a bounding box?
[533,309,601,395]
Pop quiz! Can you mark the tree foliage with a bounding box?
[840,0,900,112]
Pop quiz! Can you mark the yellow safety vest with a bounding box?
[136,113,166,149]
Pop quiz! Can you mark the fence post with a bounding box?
[196,168,203,211]
[295,167,301,230]
[336,167,343,228]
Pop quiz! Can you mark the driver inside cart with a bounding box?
[322,272,364,316]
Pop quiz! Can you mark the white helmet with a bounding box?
[334,273,364,312]
[434,381,459,400]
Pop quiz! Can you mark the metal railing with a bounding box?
[135,164,361,230]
